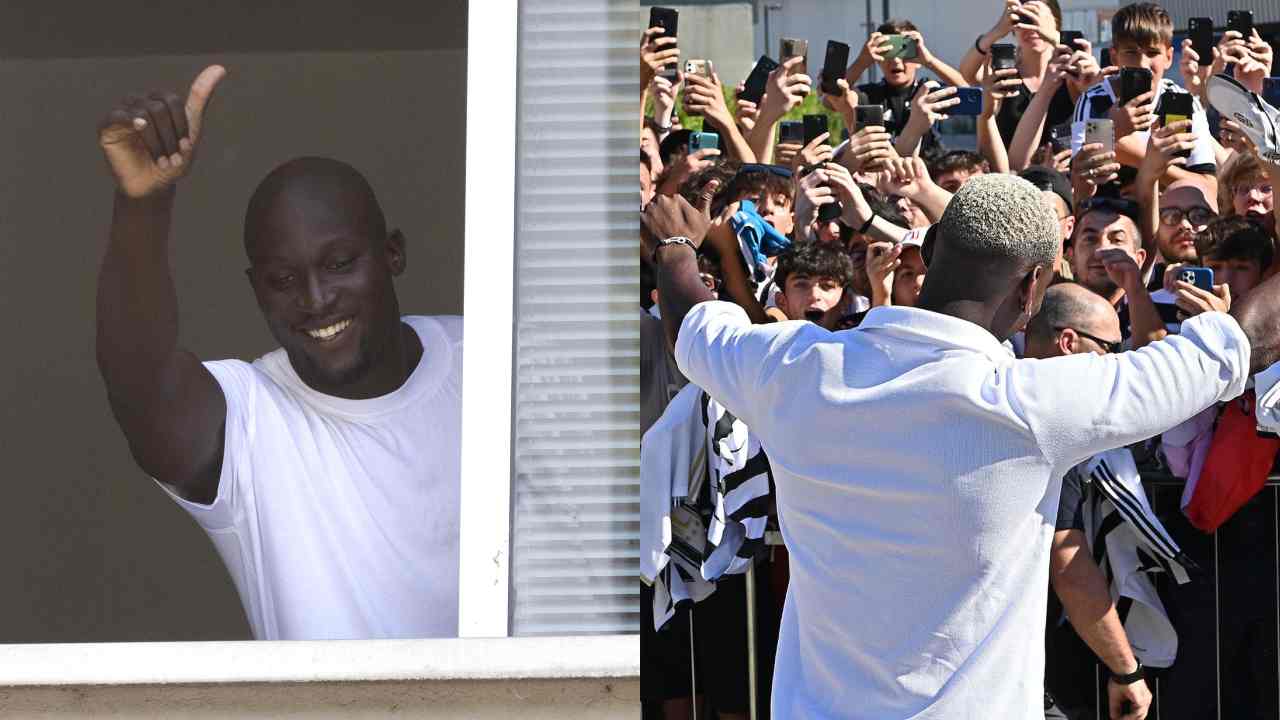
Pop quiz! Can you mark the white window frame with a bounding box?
[458,0,518,639]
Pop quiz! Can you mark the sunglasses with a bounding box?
[1055,326,1122,354]
[1159,206,1215,227]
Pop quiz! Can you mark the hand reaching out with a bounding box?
[98,65,226,198]
[641,27,679,91]
[1071,143,1121,203]
[1109,89,1156,138]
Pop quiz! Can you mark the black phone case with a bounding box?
[855,106,884,130]
[1119,68,1152,104]
[1189,18,1215,60]
[740,55,780,104]
[1060,31,1083,48]
[1101,47,1112,67]
[1228,10,1253,38]
[779,121,804,144]
[821,41,851,95]
[991,44,1017,71]
[649,7,677,37]
[803,115,829,145]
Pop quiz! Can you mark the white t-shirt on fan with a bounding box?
[159,315,462,641]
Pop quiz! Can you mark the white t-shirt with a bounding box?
[160,315,462,641]
[675,302,1248,718]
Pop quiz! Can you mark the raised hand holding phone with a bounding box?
[99,65,226,198]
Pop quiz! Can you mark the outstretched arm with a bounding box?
[96,65,229,504]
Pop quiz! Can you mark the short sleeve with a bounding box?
[1055,469,1087,532]
[673,301,809,428]
[154,359,258,531]
[1189,102,1216,169]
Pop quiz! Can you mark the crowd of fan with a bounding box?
[641,2,1280,719]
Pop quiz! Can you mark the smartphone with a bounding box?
[688,132,719,154]
[1157,92,1194,157]
[740,55,781,104]
[1060,30,1084,49]
[1118,67,1153,105]
[1264,78,1280,108]
[1084,118,1115,152]
[684,59,713,78]
[952,87,983,116]
[649,7,679,80]
[1049,122,1073,153]
[1189,17,1215,60]
[1228,10,1254,39]
[779,120,804,144]
[821,40,851,95]
[780,37,809,75]
[991,43,1017,71]
[883,34,920,62]
[1100,47,1112,67]
[803,114,829,145]
[854,105,885,131]
[1177,266,1214,292]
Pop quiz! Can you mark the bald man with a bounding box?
[95,66,460,640]
[648,170,1280,718]
[1150,181,1218,286]
[1026,285,1151,718]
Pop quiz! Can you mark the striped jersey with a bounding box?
[1070,76,1216,171]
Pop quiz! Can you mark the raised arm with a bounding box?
[645,195,715,349]
[904,30,968,88]
[959,0,1020,84]
[978,65,1020,174]
[684,72,756,163]
[746,58,809,165]
[95,65,230,504]
[1009,46,1074,171]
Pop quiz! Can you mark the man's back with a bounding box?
[675,301,1248,718]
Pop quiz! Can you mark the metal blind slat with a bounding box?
[509,0,640,637]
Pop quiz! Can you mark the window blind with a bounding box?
[509,0,640,635]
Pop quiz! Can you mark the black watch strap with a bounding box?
[1109,659,1144,685]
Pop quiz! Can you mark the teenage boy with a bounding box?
[845,20,967,153]
[1194,216,1275,302]
[1071,3,1215,180]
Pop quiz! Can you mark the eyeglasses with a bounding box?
[739,163,794,179]
[1159,206,1216,227]
[1233,182,1274,196]
[1054,326,1122,354]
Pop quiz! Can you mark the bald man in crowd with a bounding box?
[1025,285,1150,719]
[95,66,461,640]
[648,171,1280,718]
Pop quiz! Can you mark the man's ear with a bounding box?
[385,228,407,276]
[1134,246,1147,269]
[775,287,792,318]
[1019,266,1045,318]
[1057,328,1076,356]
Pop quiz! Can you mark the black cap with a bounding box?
[1018,165,1073,214]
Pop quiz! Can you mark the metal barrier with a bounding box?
[737,479,1280,720]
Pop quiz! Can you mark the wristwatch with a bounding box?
[1109,659,1144,685]
[652,236,696,264]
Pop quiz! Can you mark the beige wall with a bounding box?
[0,47,465,641]
[0,678,639,719]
